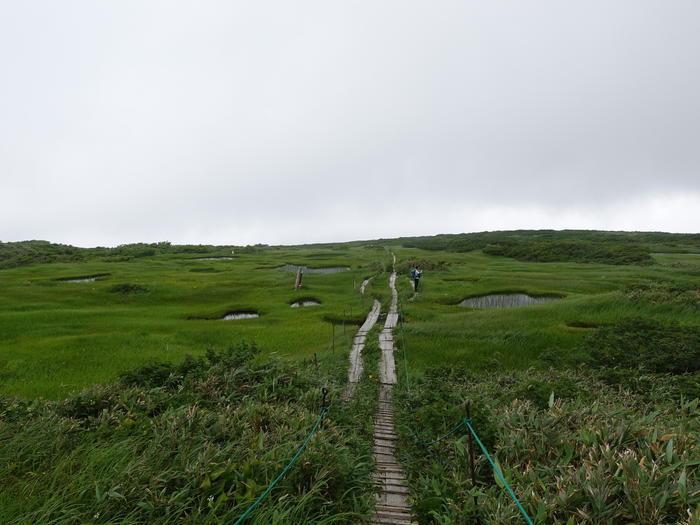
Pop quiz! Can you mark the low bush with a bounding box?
[395,367,700,524]
[108,283,149,294]
[584,318,700,374]
[0,344,376,523]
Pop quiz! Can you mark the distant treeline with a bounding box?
[0,241,240,269]
[398,230,700,265]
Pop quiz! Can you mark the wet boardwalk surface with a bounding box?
[343,299,381,400]
[372,267,415,525]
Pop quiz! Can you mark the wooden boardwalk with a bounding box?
[343,299,381,400]
[372,270,415,525]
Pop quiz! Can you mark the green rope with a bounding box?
[233,405,331,525]
[419,417,534,524]
[419,419,467,446]
[463,419,534,525]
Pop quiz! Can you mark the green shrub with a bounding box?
[108,283,149,294]
[585,318,700,374]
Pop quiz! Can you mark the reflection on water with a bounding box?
[459,293,558,308]
[277,265,349,274]
[222,312,259,320]
[291,300,321,307]
[195,257,235,260]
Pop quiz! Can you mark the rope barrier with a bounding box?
[419,417,534,525]
[233,403,331,525]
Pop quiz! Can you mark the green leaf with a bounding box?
[492,460,505,489]
[548,391,555,409]
[200,476,211,489]
[665,438,674,463]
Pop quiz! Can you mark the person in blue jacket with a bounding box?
[410,267,423,291]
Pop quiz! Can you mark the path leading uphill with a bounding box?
[372,259,415,525]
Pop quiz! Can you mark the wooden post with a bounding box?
[294,267,303,290]
[320,387,329,428]
[332,323,335,353]
[466,399,480,523]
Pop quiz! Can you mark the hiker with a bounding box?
[410,267,422,292]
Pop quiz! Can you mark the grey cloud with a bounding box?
[1,1,699,246]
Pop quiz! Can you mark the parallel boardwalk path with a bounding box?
[372,263,415,525]
[343,299,381,400]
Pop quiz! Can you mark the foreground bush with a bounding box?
[0,345,376,524]
[396,367,700,524]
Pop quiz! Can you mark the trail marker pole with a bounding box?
[332,323,335,353]
[295,268,303,290]
[314,352,318,372]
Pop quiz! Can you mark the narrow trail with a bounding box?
[360,277,373,295]
[372,256,415,525]
[343,299,381,400]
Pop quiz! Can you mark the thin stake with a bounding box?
[466,399,480,524]
[320,388,329,428]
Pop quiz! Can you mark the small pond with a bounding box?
[277,265,350,274]
[291,300,321,308]
[55,273,110,283]
[459,293,559,309]
[222,312,259,320]
[195,257,235,261]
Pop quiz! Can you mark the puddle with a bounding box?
[56,273,110,283]
[277,265,350,274]
[194,257,235,261]
[222,311,259,320]
[291,300,321,308]
[459,293,560,308]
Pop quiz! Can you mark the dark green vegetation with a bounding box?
[395,368,699,524]
[0,345,379,524]
[1,230,700,523]
[483,240,653,265]
[399,229,700,265]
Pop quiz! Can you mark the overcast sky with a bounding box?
[1,1,699,247]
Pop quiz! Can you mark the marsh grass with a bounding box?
[0,247,386,398]
[0,344,379,524]
[394,367,700,524]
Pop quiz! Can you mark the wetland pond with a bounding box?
[55,273,110,283]
[291,300,321,307]
[277,265,349,274]
[222,311,259,320]
[459,293,559,309]
[194,257,235,261]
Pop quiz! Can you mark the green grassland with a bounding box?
[394,248,700,372]
[0,247,388,398]
[1,233,699,523]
